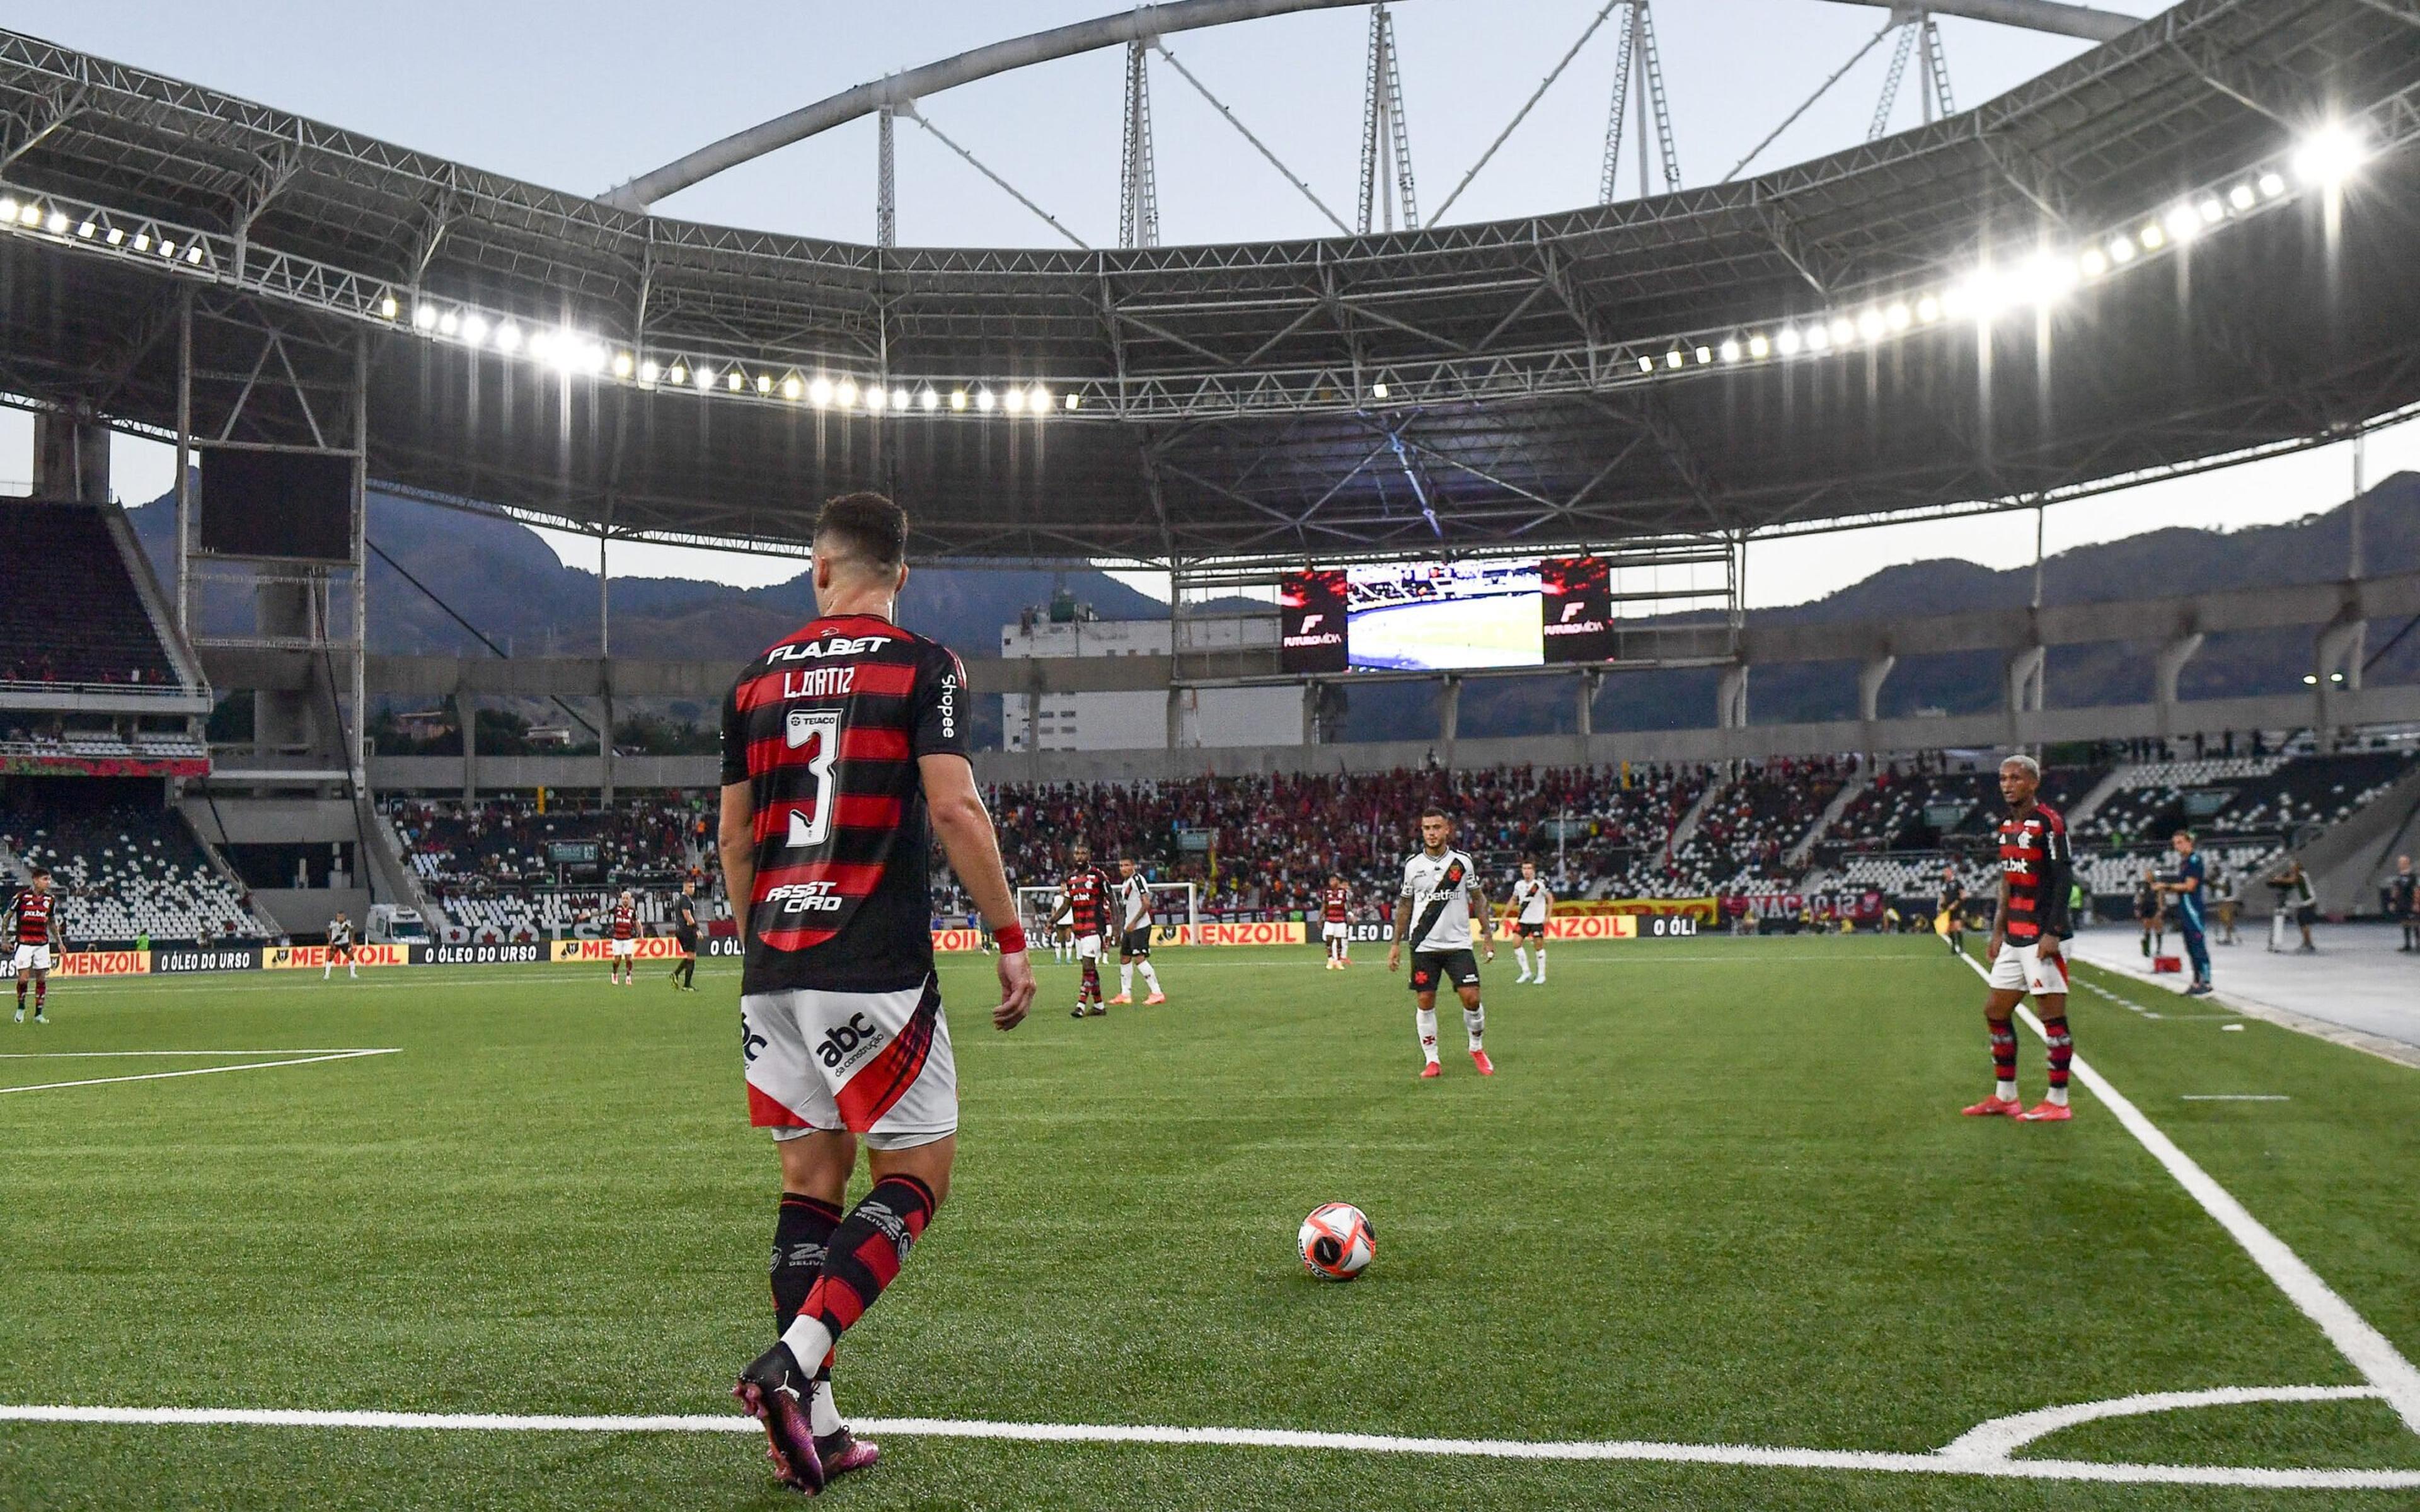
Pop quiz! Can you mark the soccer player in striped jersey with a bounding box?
[1051,845,1114,1017]
[1320,874,1352,968]
[1388,808,1497,1077]
[9,868,60,1024]
[606,890,640,986]
[720,493,1035,1494]
[1964,754,2078,1123]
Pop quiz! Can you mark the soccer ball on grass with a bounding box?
[1298,1202,1374,1281]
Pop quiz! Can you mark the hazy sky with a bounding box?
[8,0,2406,607]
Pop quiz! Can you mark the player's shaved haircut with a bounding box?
[814,491,908,577]
[1419,805,1449,822]
[2000,753,2041,780]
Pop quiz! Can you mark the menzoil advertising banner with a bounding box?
[551,937,687,963]
[263,943,409,970]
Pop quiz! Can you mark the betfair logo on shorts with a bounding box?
[766,881,846,914]
[816,1012,884,1070]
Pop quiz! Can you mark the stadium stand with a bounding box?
[0,781,263,944]
[0,501,181,689]
[385,797,712,938]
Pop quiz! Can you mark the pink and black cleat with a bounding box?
[734,1342,827,1495]
[817,1428,882,1482]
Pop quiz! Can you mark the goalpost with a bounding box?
[1015,882,1201,942]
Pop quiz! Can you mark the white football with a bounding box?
[1298,1202,1375,1281]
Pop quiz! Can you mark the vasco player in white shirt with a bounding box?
[1507,859,1552,985]
[1108,856,1167,1005]
[1387,806,1497,1078]
[719,493,1035,1495]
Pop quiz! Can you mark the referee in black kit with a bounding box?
[671,878,702,991]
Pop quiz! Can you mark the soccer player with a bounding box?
[1935,864,1967,956]
[2154,830,2212,996]
[323,912,357,980]
[1108,857,1166,1004]
[9,868,60,1024]
[670,879,701,992]
[607,888,640,985]
[1507,860,1551,984]
[2392,855,2416,953]
[2133,869,2164,959]
[1049,884,1073,963]
[1051,844,1112,1017]
[1388,808,1496,1077]
[719,491,1034,1494]
[1320,873,1352,969]
[1964,754,2078,1123]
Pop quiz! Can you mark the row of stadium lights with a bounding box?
[1639,125,2368,375]
[0,125,2370,413]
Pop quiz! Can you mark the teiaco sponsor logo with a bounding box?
[815,1011,885,1071]
[768,634,890,663]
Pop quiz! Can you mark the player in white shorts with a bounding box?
[1507,861,1552,984]
[9,868,60,1024]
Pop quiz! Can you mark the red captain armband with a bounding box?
[993,922,1028,954]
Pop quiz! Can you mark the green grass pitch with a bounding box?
[3,934,2417,1509]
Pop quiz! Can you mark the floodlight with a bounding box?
[45,210,67,233]
[1719,338,1742,362]
[1807,324,1831,352]
[835,377,859,408]
[1065,391,1082,410]
[131,233,151,253]
[1694,346,1712,365]
[1664,350,1683,370]
[76,221,95,239]
[1637,355,1655,373]
[919,387,940,411]
[186,244,205,265]
[2257,171,2286,198]
[2228,183,2256,211]
[2197,198,2223,224]
[781,374,802,399]
[413,303,439,330]
[2291,123,2365,186]
[461,313,489,345]
[1747,334,1770,358]
[1003,385,1025,411]
[2078,248,2108,278]
[639,359,660,383]
[2331,670,2346,684]
[438,311,459,336]
[105,227,124,246]
[2162,205,2201,243]
[613,352,635,379]
[950,389,969,411]
[2025,253,2077,303]
[867,383,887,410]
[667,364,688,385]
[1915,296,1940,324]
[975,387,996,411]
[1371,381,1390,399]
[2138,221,2165,251]
[1885,303,1910,331]
[2108,233,2136,264]
[2303,673,2319,685]
[725,370,743,392]
[0,198,16,220]
[808,375,834,407]
[1774,328,1801,356]
[18,202,40,226]
[892,386,911,410]
[1857,309,1884,341]
[1827,318,1853,345]
[757,374,774,396]
[158,241,176,259]
[378,294,399,319]
[495,322,523,353]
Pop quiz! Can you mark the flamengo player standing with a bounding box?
[1507,861,1552,984]
[9,868,60,1023]
[719,492,1035,1494]
[607,888,640,986]
[1109,857,1166,1004]
[1052,844,1113,1017]
[1964,754,2079,1123]
[1388,808,1497,1077]
[1320,873,1352,968]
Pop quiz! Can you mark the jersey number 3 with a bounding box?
[783,709,843,849]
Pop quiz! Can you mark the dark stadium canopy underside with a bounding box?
[1,0,2417,566]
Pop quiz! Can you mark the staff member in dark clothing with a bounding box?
[670,879,702,992]
[2134,870,2165,959]
[2390,855,2416,953]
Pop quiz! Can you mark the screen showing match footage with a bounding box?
[1280,555,1613,673]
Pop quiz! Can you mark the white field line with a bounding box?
[0,1050,392,1058]
[1959,953,2420,1435]
[2183,1094,2293,1102]
[0,1402,2414,1489]
[1943,1385,2380,1460]
[0,1049,398,1096]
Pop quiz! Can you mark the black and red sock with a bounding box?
[795,1175,936,1341]
[1988,1017,2017,1092]
[2043,1015,2072,1094]
[1081,961,1100,1003]
[771,1191,843,1333]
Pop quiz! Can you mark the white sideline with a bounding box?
[0,1048,398,1095]
[1,1402,2415,1489]
[1960,953,2420,1435]
[1943,1385,2381,1460]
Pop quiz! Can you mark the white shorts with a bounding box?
[742,976,958,1150]
[1322,922,1348,942]
[609,937,637,958]
[1074,932,1102,962]
[1987,940,2070,997]
[12,944,52,972]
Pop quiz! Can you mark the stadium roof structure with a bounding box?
[0,0,2417,569]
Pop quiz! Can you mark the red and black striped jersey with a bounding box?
[11,890,56,945]
[1323,885,1350,924]
[722,612,969,994]
[1997,802,2072,945]
[1060,866,1111,936]
[608,900,638,940]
